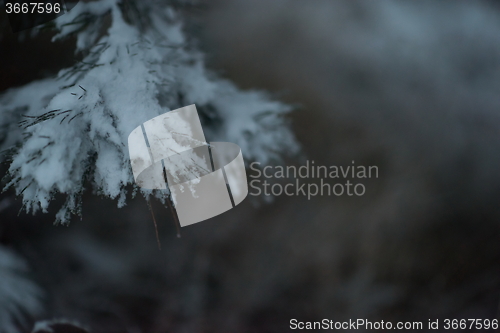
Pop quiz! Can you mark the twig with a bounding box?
[147,199,162,250]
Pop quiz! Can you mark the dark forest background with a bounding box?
[1,0,500,332]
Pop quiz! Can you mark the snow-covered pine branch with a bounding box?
[0,245,42,333]
[0,0,298,224]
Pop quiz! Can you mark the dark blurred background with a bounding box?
[1,0,500,332]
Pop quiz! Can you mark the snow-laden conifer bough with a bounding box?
[0,245,43,333]
[0,0,299,227]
